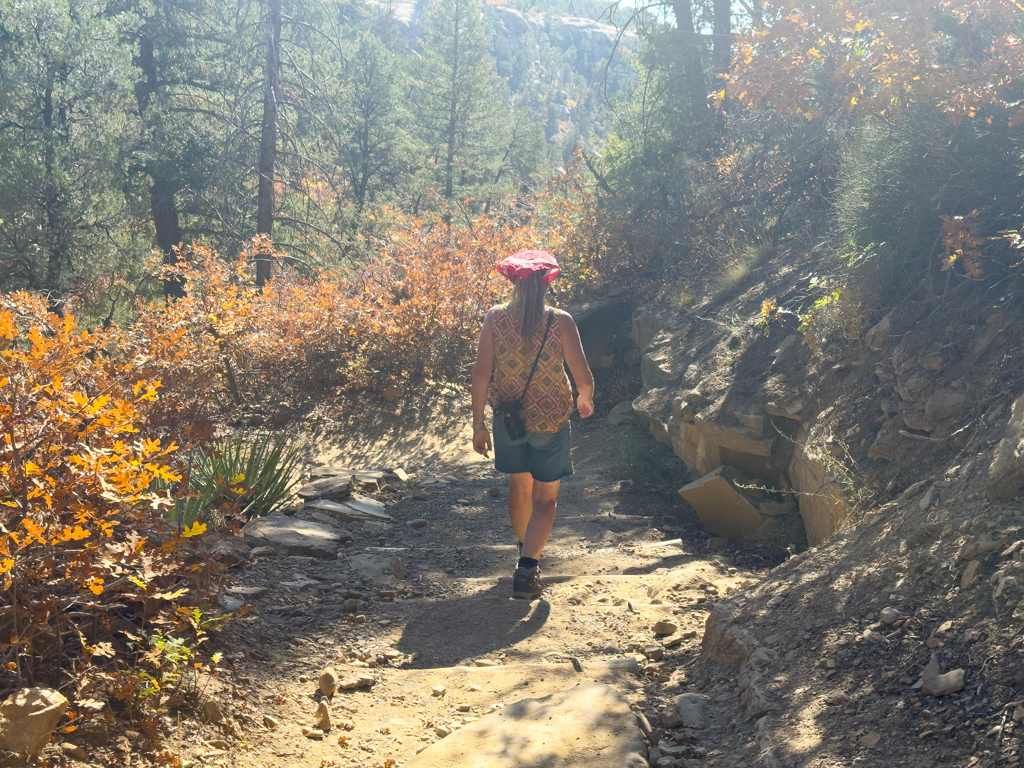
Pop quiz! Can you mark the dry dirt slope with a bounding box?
[626,244,1024,768]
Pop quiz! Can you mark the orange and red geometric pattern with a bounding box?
[489,305,574,434]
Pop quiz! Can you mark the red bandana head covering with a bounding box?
[496,250,559,283]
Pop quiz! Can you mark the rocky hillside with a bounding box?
[626,243,1024,766]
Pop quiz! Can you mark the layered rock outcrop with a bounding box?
[630,282,1021,550]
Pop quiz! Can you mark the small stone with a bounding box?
[644,646,664,661]
[407,519,429,528]
[344,598,359,612]
[961,560,982,589]
[826,659,836,669]
[653,620,678,635]
[319,667,339,697]
[434,725,452,738]
[457,703,471,712]
[861,731,881,748]
[353,614,367,623]
[879,606,900,625]
[487,487,501,497]
[250,545,276,557]
[659,704,682,728]
[302,727,324,739]
[474,658,500,667]
[263,714,279,729]
[60,742,88,761]
[922,668,965,696]
[661,634,684,648]
[925,388,968,423]
[432,685,447,697]
[825,690,849,705]
[315,700,331,731]
[413,490,429,501]
[767,594,786,608]
[204,699,224,723]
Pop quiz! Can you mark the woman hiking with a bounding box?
[470,250,595,599]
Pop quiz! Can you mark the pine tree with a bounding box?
[414,0,510,203]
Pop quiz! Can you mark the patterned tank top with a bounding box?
[489,305,574,434]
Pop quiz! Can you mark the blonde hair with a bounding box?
[509,270,548,338]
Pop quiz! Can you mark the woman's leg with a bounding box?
[508,472,533,544]
[521,479,559,560]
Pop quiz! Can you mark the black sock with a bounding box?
[518,557,539,570]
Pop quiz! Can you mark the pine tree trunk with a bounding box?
[713,0,731,77]
[444,0,461,202]
[135,34,185,300]
[257,0,282,287]
[671,0,708,122]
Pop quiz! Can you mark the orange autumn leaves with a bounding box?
[1,292,212,676]
[731,0,1024,125]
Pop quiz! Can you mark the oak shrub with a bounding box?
[1,184,608,736]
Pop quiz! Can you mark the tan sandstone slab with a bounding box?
[679,466,763,538]
[403,681,648,768]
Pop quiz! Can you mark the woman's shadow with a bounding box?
[396,580,552,668]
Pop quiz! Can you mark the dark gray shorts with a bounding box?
[492,416,573,482]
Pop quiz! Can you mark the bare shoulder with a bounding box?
[551,307,578,327]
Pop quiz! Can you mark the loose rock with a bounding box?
[653,620,678,635]
[319,667,339,697]
[315,700,331,731]
[0,688,69,754]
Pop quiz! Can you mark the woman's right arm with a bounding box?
[470,310,496,456]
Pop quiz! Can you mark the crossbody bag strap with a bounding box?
[520,309,555,401]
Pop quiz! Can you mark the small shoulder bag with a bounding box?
[495,309,555,441]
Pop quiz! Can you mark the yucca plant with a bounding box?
[159,432,301,528]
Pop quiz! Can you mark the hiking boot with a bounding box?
[512,565,542,599]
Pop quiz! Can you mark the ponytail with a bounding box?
[509,270,548,338]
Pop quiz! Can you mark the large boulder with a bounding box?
[0,687,69,754]
[679,466,765,539]
[988,392,1024,502]
[402,681,647,768]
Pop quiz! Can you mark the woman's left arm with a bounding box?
[470,310,496,456]
[559,312,595,418]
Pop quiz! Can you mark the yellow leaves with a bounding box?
[51,525,91,544]
[86,576,104,595]
[133,381,161,402]
[152,587,189,601]
[0,557,14,575]
[85,395,110,415]
[145,463,182,484]
[21,519,47,545]
[181,521,207,538]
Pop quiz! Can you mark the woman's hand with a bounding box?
[576,395,594,418]
[473,425,492,457]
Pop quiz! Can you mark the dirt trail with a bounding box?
[173,409,766,767]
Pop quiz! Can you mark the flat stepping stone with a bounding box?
[241,516,345,558]
[404,681,647,768]
[297,475,354,500]
[303,495,392,523]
